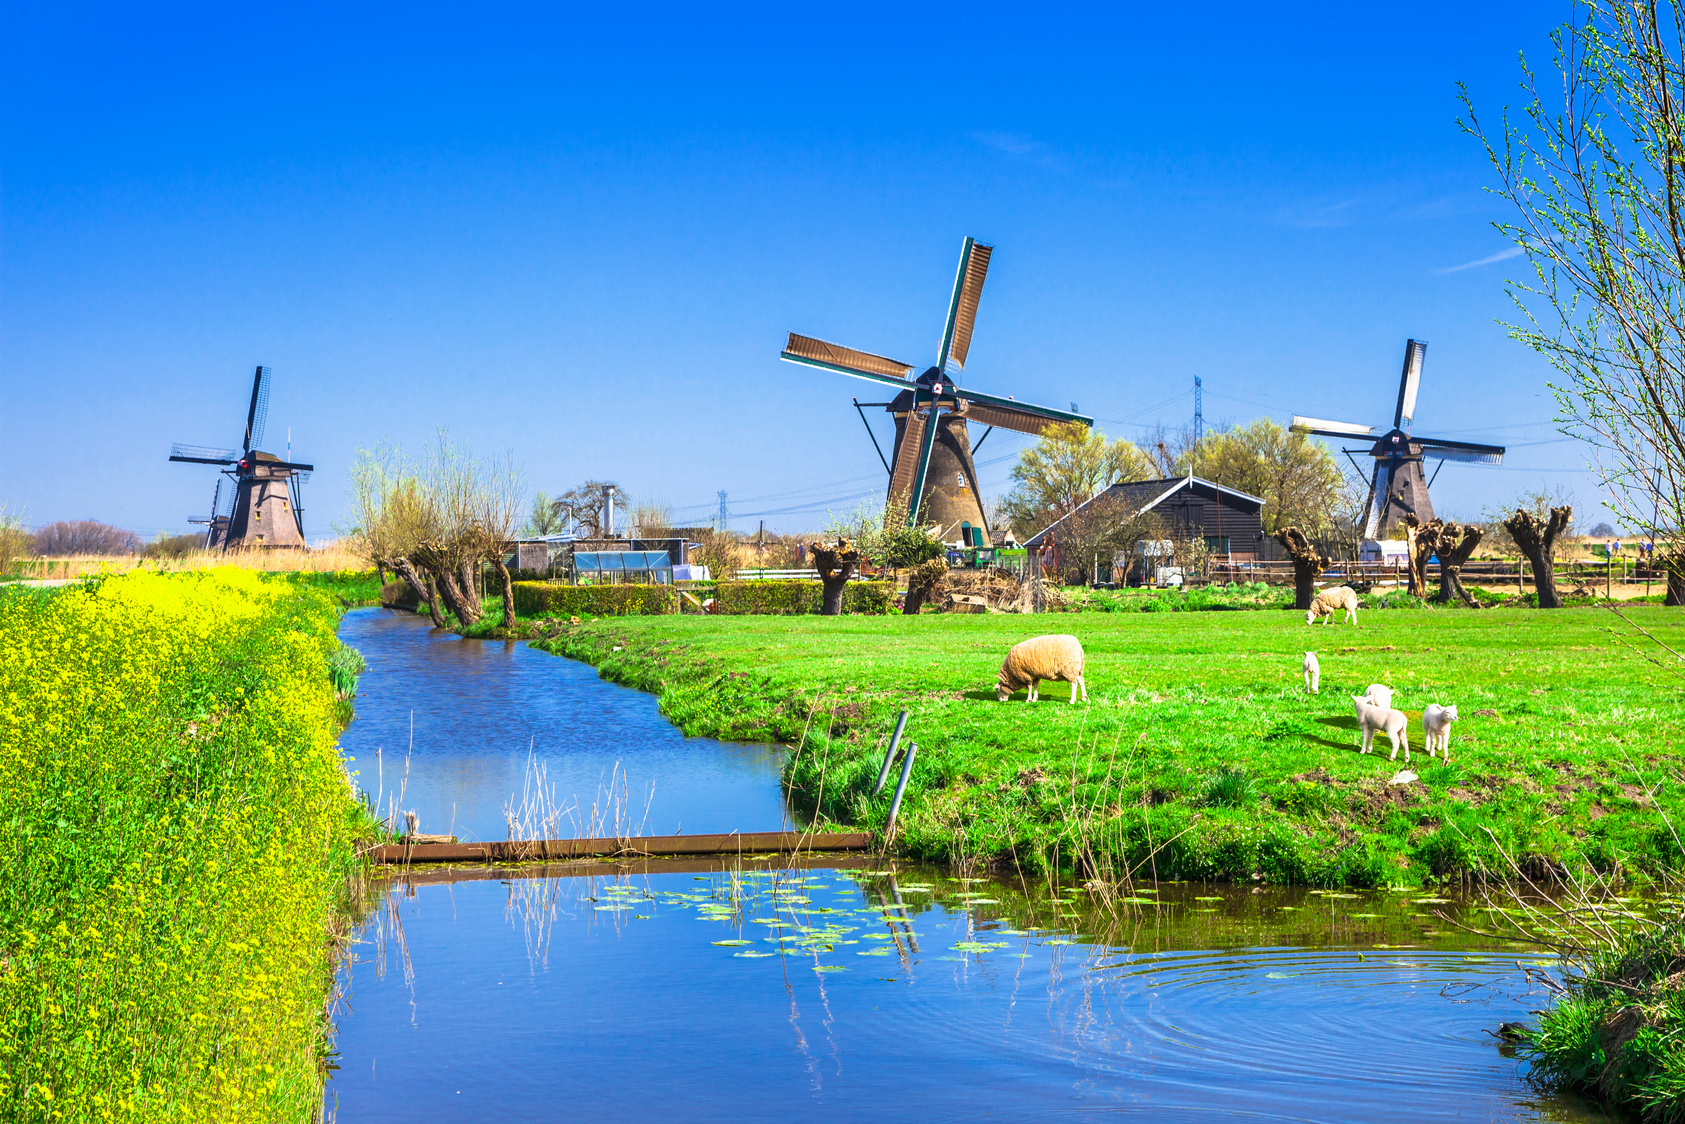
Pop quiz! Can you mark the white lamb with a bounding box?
[1303,652,1320,694]
[1352,695,1409,762]
[997,634,1088,704]
[1306,586,1360,626]
[1363,684,1394,710]
[1422,703,1458,760]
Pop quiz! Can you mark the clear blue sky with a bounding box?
[2,2,1616,540]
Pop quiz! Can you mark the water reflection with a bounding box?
[330,863,1610,1123]
[337,608,788,841]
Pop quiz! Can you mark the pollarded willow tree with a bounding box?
[347,433,523,629]
[1462,1,1685,604]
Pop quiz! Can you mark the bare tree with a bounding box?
[809,538,860,615]
[550,481,627,538]
[31,520,141,556]
[345,434,522,628]
[1273,526,1326,609]
[1506,505,1574,608]
[1433,522,1486,607]
[1462,3,1685,598]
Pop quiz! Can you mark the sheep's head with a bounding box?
[996,680,1012,703]
[1304,607,1317,625]
[1442,704,1459,721]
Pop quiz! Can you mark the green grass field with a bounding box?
[537,604,1685,888]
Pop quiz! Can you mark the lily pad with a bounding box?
[712,939,752,946]
[733,951,774,958]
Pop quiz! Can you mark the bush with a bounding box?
[141,533,203,560]
[712,580,895,615]
[512,581,677,617]
[0,569,368,1120]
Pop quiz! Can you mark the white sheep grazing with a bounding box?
[997,634,1088,704]
[1306,586,1360,626]
[1352,695,1409,762]
[1303,652,1320,694]
[1422,703,1458,760]
[1363,683,1394,710]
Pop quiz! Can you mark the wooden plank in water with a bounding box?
[369,831,871,865]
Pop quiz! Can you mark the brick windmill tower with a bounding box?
[780,237,1091,545]
[170,366,314,550]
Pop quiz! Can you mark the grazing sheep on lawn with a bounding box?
[1306,586,1360,626]
[997,634,1088,704]
[1303,652,1320,694]
[1352,695,1409,762]
[1363,683,1395,710]
[1422,703,1458,759]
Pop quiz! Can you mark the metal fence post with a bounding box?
[872,711,910,796]
[886,742,918,838]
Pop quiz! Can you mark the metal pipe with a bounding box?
[886,742,918,838]
[873,711,910,796]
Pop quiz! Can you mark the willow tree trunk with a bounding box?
[492,557,516,629]
[810,538,861,616]
[431,566,481,625]
[1666,554,1685,606]
[1273,526,1325,610]
[903,558,949,615]
[390,557,442,627]
[1504,506,1572,609]
[458,559,482,618]
[1433,522,1484,607]
[1403,516,1441,600]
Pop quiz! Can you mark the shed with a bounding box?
[1024,474,1267,559]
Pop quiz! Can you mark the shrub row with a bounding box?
[0,569,368,1122]
[712,580,895,615]
[512,581,678,616]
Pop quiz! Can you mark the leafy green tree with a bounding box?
[1189,418,1344,533]
[526,491,565,536]
[1000,423,1154,538]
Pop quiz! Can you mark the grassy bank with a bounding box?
[0,569,371,1121]
[534,606,1685,887]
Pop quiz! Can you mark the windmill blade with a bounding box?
[781,333,915,387]
[886,408,929,518]
[170,443,239,464]
[1395,339,1426,428]
[244,365,272,451]
[1291,416,1374,438]
[937,237,993,375]
[951,386,1092,431]
[960,400,1076,438]
[1414,436,1505,466]
[1364,460,1387,540]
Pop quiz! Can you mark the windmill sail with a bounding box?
[1414,435,1505,465]
[1291,416,1374,438]
[938,238,992,374]
[1395,340,1426,428]
[1363,461,1388,540]
[886,408,929,516]
[243,365,272,452]
[170,443,240,464]
[781,334,914,385]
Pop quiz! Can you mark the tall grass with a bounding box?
[0,569,372,1122]
[5,541,369,582]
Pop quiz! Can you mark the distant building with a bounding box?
[1024,474,1267,570]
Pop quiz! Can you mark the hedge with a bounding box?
[713,580,895,615]
[512,581,677,616]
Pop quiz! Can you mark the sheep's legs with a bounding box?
[1360,729,1372,754]
[1069,675,1087,704]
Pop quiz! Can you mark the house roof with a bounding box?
[1023,473,1265,547]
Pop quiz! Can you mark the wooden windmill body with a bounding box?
[1292,340,1505,552]
[171,366,314,550]
[781,238,1091,545]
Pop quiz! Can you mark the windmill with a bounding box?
[1291,340,1506,544]
[780,238,1092,546]
[170,366,314,550]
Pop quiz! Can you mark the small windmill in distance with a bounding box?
[780,237,1091,546]
[170,366,314,550]
[1291,340,1505,556]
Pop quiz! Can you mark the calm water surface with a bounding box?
[326,609,1608,1123]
